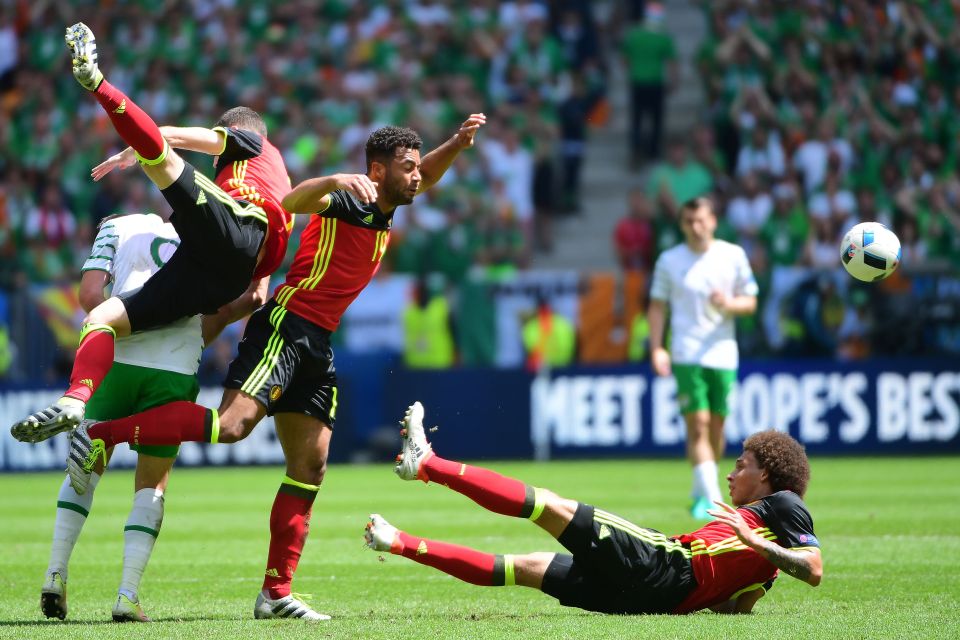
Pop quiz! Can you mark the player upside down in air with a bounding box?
[12,21,291,443]
[365,402,822,615]
[46,112,486,618]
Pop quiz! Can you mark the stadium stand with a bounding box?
[1,0,959,383]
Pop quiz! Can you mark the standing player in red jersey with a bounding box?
[63,116,486,620]
[10,22,293,443]
[366,406,822,615]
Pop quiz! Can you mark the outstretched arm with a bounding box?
[91,127,226,181]
[418,113,486,193]
[159,126,226,155]
[708,501,823,586]
[281,173,379,214]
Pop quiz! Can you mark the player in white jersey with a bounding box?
[648,197,758,520]
[38,213,266,622]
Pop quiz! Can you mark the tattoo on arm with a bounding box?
[759,543,813,581]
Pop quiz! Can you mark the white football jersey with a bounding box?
[82,213,202,375]
[650,239,758,369]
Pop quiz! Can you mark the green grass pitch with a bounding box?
[1,456,958,639]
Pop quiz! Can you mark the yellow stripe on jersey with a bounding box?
[276,218,333,306]
[194,172,267,224]
[687,528,778,557]
[288,218,332,303]
[301,219,337,290]
[240,305,287,396]
[276,218,337,308]
[593,510,692,558]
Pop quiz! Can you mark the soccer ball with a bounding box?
[840,222,901,282]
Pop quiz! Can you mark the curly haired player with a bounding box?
[367,407,822,615]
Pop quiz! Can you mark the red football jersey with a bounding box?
[212,127,293,279]
[273,190,391,331]
[672,491,819,613]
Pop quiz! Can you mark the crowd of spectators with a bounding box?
[0,0,612,380]
[615,0,960,359]
[4,1,960,381]
[0,0,607,295]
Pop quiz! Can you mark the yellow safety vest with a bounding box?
[403,297,455,369]
[522,311,576,368]
[628,313,650,362]
[0,326,10,375]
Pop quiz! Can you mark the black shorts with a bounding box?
[540,504,696,614]
[224,299,338,423]
[121,163,266,332]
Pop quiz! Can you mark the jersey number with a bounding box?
[150,237,180,268]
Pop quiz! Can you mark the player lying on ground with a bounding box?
[42,213,266,623]
[56,117,485,621]
[365,403,822,614]
[11,21,292,442]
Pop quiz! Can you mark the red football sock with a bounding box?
[422,455,533,517]
[86,401,212,448]
[262,482,318,599]
[92,79,166,162]
[395,532,501,586]
[64,329,115,403]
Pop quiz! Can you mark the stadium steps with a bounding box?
[531,0,706,273]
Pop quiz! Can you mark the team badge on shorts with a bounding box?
[677,393,690,409]
[270,384,283,402]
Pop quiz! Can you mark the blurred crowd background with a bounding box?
[1,0,958,383]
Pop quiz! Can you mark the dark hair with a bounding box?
[743,431,811,497]
[365,126,422,170]
[680,196,715,216]
[215,106,267,137]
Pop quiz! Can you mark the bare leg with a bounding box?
[684,409,713,466]
[708,413,726,462]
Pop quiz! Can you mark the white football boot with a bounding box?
[254,591,331,621]
[364,514,400,552]
[66,420,106,495]
[112,593,150,622]
[64,22,103,91]
[40,571,68,620]
[11,397,85,443]
[394,401,433,481]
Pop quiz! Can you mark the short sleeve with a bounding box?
[82,223,119,274]
[649,254,671,301]
[769,492,820,550]
[213,127,264,166]
[733,246,759,297]
[316,189,350,218]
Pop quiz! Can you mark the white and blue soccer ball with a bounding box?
[840,221,901,282]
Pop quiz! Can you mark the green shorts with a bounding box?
[85,361,200,458]
[672,364,737,417]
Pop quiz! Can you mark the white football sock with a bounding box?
[693,460,723,504]
[119,488,164,600]
[48,472,102,581]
